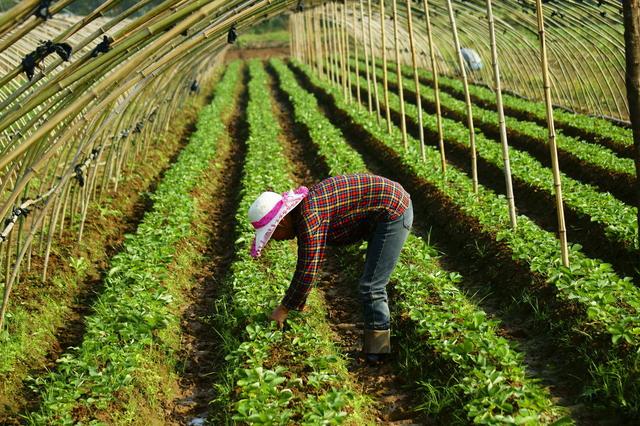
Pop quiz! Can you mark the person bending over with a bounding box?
[248,174,412,360]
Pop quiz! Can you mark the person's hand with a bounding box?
[270,304,289,329]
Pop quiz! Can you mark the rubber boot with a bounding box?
[363,329,391,354]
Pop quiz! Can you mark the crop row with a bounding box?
[356,60,635,204]
[25,61,243,424]
[210,59,373,424]
[292,60,640,415]
[342,66,639,265]
[388,59,634,157]
[272,58,567,424]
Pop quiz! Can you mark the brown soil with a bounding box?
[226,46,289,61]
[0,89,210,423]
[267,63,428,425]
[289,62,627,424]
[169,66,249,425]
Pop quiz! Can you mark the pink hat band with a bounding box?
[248,186,309,258]
[252,200,284,229]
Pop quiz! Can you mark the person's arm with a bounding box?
[281,220,327,311]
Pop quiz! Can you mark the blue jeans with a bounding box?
[359,202,413,331]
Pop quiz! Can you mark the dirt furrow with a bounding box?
[267,64,427,425]
[169,67,250,425]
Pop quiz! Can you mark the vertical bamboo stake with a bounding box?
[331,4,340,88]
[353,1,361,105]
[301,12,308,67]
[446,0,477,192]
[368,0,381,121]
[406,0,425,161]
[486,0,517,229]
[300,13,307,65]
[307,11,315,70]
[327,5,337,86]
[315,8,324,80]
[380,0,392,133]
[298,14,304,63]
[391,0,407,150]
[289,13,294,59]
[321,5,330,81]
[292,15,298,61]
[360,0,373,112]
[343,1,353,103]
[323,5,334,84]
[422,0,445,174]
[535,0,569,267]
[335,2,347,95]
[622,1,640,248]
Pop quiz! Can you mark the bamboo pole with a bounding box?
[486,0,517,229]
[368,0,381,121]
[0,0,40,37]
[0,0,238,174]
[445,0,477,193]
[422,0,446,175]
[353,1,361,105]
[335,2,347,95]
[333,3,344,96]
[391,0,407,150]
[622,1,640,248]
[534,0,569,267]
[0,1,237,228]
[406,0,425,161]
[380,0,392,133]
[314,8,324,80]
[360,0,373,113]
[329,5,339,87]
[323,5,333,85]
[344,0,353,103]
[0,0,78,55]
[307,11,315,69]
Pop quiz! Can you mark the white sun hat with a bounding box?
[248,186,309,258]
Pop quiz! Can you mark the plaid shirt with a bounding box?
[282,174,410,311]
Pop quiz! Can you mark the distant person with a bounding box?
[461,47,483,71]
[248,174,413,362]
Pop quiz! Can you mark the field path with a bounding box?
[170,66,250,425]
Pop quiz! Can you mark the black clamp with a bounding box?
[34,0,52,20]
[22,40,73,80]
[190,80,200,93]
[227,24,238,44]
[91,147,101,159]
[296,1,304,12]
[91,35,112,58]
[74,164,85,187]
[134,122,144,134]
